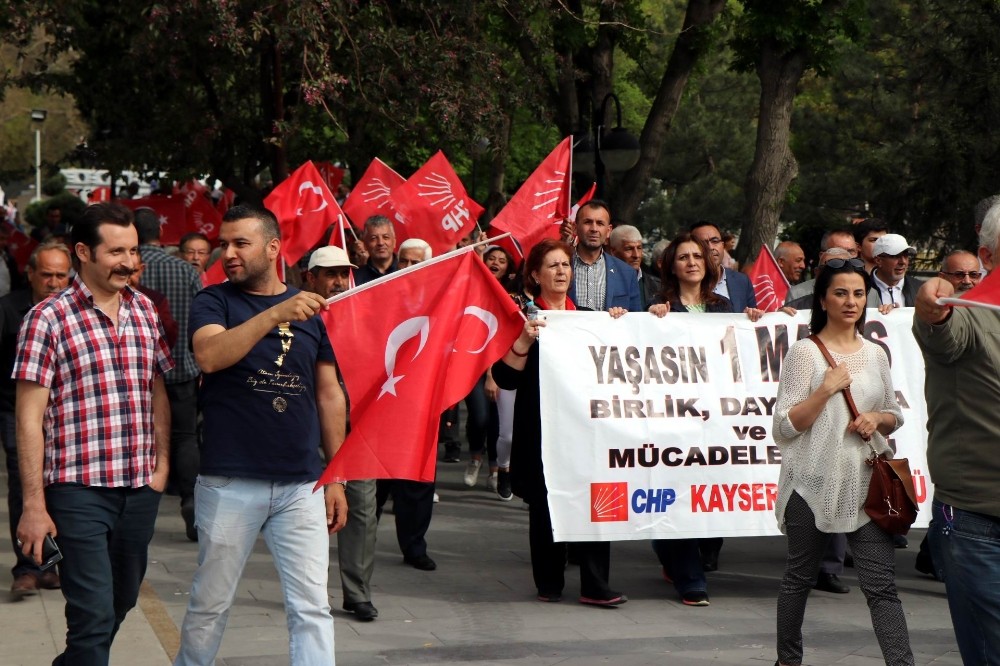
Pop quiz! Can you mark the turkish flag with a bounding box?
[3,224,38,273]
[939,267,1000,311]
[317,249,523,484]
[316,162,345,195]
[342,158,406,232]
[389,151,483,256]
[176,181,223,240]
[121,196,188,246]
[264,161,342,267]
[746,244,790,312]
[489,138,571,260]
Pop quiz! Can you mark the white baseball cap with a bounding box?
[307,246,357,270]
[872,233,916,257]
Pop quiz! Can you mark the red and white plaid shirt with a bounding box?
[13,276,174,488]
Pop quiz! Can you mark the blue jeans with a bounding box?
[46,483,162,665]
[174,477,334,666]
[928,497,1000,664]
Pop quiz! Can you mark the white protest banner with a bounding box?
[538,310,932,542]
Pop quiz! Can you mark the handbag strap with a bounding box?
[808,334,871,443]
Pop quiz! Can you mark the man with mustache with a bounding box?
[14,203,173,663]
[560,200,641,312]
[1,241,71,597]
[868,233,923,308]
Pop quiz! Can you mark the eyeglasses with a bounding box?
[703,237,723,245]
[941,271,981,280]
[182,249,210,258]
[824,258,867,270]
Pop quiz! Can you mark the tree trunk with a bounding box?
[735,40,807,268]
[260,35,288,185]
[614,0,727,222]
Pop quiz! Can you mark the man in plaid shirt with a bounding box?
[14,202,173,665]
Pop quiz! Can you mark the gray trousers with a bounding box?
[337,479,378,605]
[776,492,913,665]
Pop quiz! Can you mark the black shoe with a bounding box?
[403,554,437,571]
[497,470,513,501]
[442,446,461,463]
[813,572,850,594]
[681,591,710,607]
[343,600,379,621]
[893,534,908,549]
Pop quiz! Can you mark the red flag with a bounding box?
[939,267,1000,311]
[3,224,38,273]
[316,162,346,195]
[121,196,188,246]
[746,244,790,312]
[317,250,523,484]
[264,161,342,267]
[389,151,483,256]
[342,158,406,231]
[571,182,597,218]
[177,181,223,240]
[201,259,227,287]
[215,187,236,216]
[489,138,571,259]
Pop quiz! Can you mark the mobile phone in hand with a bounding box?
[40,534,63,571]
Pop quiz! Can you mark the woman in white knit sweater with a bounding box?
[772,259,913,666]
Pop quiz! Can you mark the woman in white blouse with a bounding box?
[772,258,913,666]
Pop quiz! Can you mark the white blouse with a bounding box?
[772,337,903,533]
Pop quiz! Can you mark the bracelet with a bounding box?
[509,345,530,358]
[330,477,347,488]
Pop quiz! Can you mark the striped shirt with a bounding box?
[13,276,174,487]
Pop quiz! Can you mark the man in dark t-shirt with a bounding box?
[174,205,348,666]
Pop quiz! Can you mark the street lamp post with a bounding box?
[31,109,48,203]
[572,93,641,201]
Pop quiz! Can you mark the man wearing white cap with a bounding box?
[304,246,356,299]
[867,233,923,308]
[302,246,380,621]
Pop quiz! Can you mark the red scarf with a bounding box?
[534,296,576,311]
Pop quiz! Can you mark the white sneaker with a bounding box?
[463,459,482,487]
[433,492,440,503]
[487,472,499,492]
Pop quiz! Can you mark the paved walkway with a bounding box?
[2,458,961,665]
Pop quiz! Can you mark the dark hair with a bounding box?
[71,203,135,269]
[809,261,870,334]
[179,232,210,249]
[851,218,889,244]
[689,220,721,236]
[523,238,574,297]
[577,199,611,220]
[133,207,161,244]
[222,204,281,241]
[658,233,722,307]
[483,246,518,289]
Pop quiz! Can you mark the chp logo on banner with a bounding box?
[316,249,523,485]
[342,158,407,232]
[591,482,629,522]
[746,244,789,312]
[489,137,571,260]
[389,151,483,256]
[120,196,189,246]
[264,160,344,267]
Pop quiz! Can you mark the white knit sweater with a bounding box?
[772,337,903,534]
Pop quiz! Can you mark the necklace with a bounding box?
[275,322,294,367]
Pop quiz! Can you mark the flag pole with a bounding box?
[326,233,513,304]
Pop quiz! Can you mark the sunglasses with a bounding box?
[824,258,867,271]
[941,271,980,280]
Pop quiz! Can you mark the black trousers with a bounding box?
[376,479,434,559]
[528,494,612,599]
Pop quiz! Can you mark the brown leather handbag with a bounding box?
[809,335,918,535]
